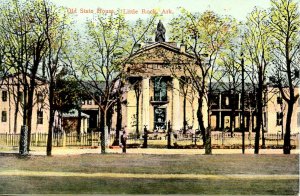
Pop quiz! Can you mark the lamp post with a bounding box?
[241,52,245,154]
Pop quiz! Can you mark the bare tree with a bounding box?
[66,13,156,153]
[219,44,243,137]
[0,0,32,134]
[39,0,71,156]
[269,0,300,154]
[169,9,238,154]
[243,8,273,153]
[1,0,53,152]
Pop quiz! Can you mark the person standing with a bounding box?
[121,127,127,153]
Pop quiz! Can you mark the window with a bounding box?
[18,92,23,102]
[276,112,283,126]
[154,77,167,101]
[37,92,43,103]
[2,91,7,102]
[37,110,43,124]
[297,112,300,127]
[1,111,7,122]
[225,97,229,105]
[277,97,282,104]
[263,112,267,128]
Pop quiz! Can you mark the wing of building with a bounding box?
[0,73,49,133]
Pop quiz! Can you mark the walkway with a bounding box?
[0,170,298,180]
[1,146,299,155]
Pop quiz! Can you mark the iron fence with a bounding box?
[0,131,298,148]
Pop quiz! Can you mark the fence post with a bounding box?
[142,125,148,148]
[167,121,171,149]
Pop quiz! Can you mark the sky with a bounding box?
[51,0,272,22]
[49,0,273,41]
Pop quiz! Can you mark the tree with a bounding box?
[0,26,7,79]
[178,76,197,133]
[132,79,142,137]
[269,0,300,154]
[169,9,237,154]
[219,44,242,137]
[1,0,53,151]
[67,13,156,153]
[244,8,273,154]
[41,0,71,156]
[0,0,32,134]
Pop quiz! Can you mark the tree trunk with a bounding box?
[113,97,122,145]
[183,93,187,134]
[254,68,263,154]
[283,101,294,154]
[197,97,206,144]
[26,84,35,151]
[100,109,104,133]
[13,82,20,134]
[101,109,107,154]
[47,82,55,156]
[106,106,113,134]
[8,80,11,133]
[206,96,212,155]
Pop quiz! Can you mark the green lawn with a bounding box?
[0,153,298,194]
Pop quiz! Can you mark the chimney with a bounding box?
[180,43,186,53]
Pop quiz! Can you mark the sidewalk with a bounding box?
[1,146,299,156]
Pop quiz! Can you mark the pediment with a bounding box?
[125,42,197,77]
[128,42,194,65]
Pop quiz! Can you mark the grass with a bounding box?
[0,153,298,194]
[0,154,298,175]
[0,176,298,195]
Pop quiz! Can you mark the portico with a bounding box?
[123,41,202,134]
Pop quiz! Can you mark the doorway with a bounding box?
[154,107,166,131]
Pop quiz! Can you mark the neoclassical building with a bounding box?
[122,41,207,134]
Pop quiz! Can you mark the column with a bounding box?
[172,77,180,131]
[80,118,83,133]
[142,77,150,130]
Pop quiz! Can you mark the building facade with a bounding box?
[1,47,299,135]
[209,86,300,134]
[265,87,300,134]
[122,42,207,134]
[0,75,50,133]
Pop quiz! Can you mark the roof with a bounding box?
[130,42,195,60]
[209,82,256,93]
[62,109,90,118]
[0,72,48,83]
